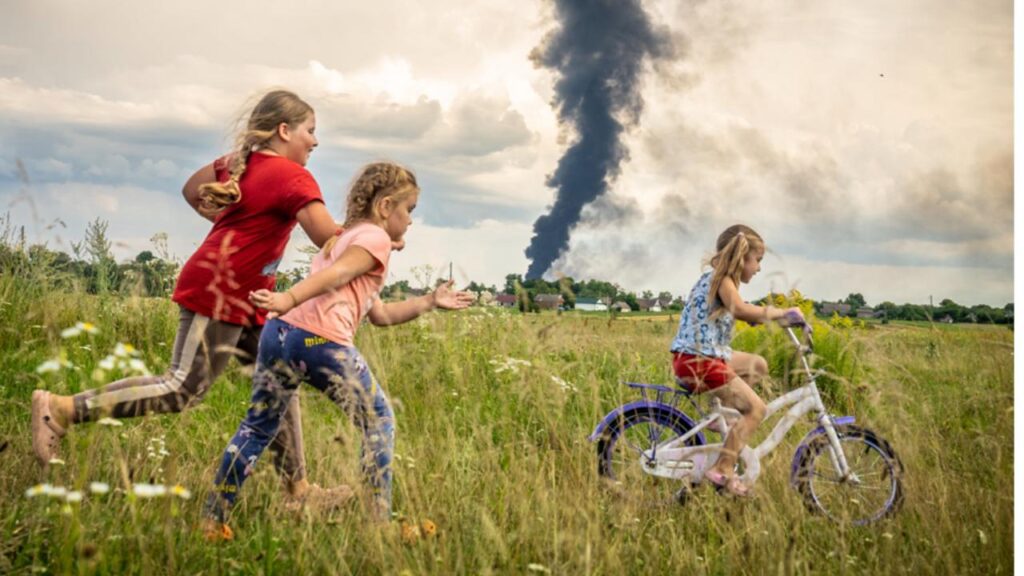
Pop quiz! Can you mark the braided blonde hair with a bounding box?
[322,162,419,254]
[197,90,314,213]
[708,224,764,319]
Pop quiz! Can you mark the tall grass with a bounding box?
[0,269,1013,574]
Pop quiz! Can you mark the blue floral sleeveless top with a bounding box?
[670,270,734,360]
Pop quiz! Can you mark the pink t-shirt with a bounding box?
[282,223,392,346]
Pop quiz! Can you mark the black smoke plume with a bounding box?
[524,0,672,279]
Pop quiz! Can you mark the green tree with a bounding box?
[72,218,120,294]
[844,293,866,309]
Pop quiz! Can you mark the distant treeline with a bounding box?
[1,217,178,297]
[1,217,1012,325]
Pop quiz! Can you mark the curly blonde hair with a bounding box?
[707,224,764,319]
[321,162,419,254]
[197,90,314,213]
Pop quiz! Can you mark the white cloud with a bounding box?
[0,0,1010,307]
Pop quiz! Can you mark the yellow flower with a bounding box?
[420,519,438,538]
[171,485,192,500]
[400,521,421,544]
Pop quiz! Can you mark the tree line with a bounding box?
[1,217,1012,325]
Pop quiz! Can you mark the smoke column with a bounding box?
[524,0,671,279]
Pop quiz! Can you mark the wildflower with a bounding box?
[36,358,73,373]
[36,360,62,374]
[527,564,551,573]
[127,359,151,375]
[96,418,123,427]
[61,322,98,339]
[490,356,532,374]
[48,458,65,466]
[978,529,988,545]
[26,484,67,499]
[113,343,137,357]
[64,491,83,503]
[89,482,110,494]
[132,483,167,498]
[26,484,55,498]
[171,485,192,500]
[400,521,421,544]
[551,375,578,393]
[420,519,437,538]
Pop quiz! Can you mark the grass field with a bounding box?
[0,274,1013,575]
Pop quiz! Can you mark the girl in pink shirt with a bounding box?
[203,162,473,537]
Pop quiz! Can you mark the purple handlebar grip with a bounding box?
[784,310,809,332]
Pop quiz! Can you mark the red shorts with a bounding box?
[671,352,736,393]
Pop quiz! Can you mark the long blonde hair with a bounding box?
[708,224,764,319]
[198,90,314,213]
[321,162,419,254]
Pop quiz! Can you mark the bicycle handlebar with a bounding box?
[784,318,814,354]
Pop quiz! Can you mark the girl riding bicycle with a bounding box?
[670,224,803,496]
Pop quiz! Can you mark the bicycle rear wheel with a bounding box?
[596,406,701,503]
[794,425,903,525]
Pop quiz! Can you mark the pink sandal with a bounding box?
[704,469,752,498]
[31,390,66,469]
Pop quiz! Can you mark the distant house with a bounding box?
[495,294,518,308]
[636,298,662,312]
[939,315,955,324]
[856,307,877,319]
[534,294,564,310]
[575,297,608,312]
[821,302,852,316]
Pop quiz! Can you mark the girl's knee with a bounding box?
[753,355,769,378]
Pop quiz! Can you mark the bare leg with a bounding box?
[728,350,769,389]
[709,376,766,476]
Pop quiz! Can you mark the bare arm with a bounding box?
[248,245,379,315]
[295,203,407,251]
[295,201,341,248]
[182,163,218,222]
[717,277,803,325]
[367,280,475,326]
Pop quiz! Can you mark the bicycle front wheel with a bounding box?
[795,425,903,525]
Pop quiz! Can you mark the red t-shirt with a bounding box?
[172,153,323,326]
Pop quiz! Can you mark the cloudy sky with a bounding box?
[0,0,1013,306]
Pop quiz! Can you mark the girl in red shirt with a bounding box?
[31,90,343,507]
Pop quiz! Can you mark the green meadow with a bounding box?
[0,269,1013,575]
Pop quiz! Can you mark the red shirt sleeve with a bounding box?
[279,170,323,218]
[212,155,231,181]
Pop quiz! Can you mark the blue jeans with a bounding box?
[205,318,395,521]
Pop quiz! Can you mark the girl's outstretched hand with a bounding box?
[433,280,475,310]
[249,289,296,318]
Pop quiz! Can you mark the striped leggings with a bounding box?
[71,306,306,480]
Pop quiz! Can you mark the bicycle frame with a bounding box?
[634,327,855,486]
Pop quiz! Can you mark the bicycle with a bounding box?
[589,321,903,525]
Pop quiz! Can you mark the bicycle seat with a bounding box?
[672,376,698,396]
